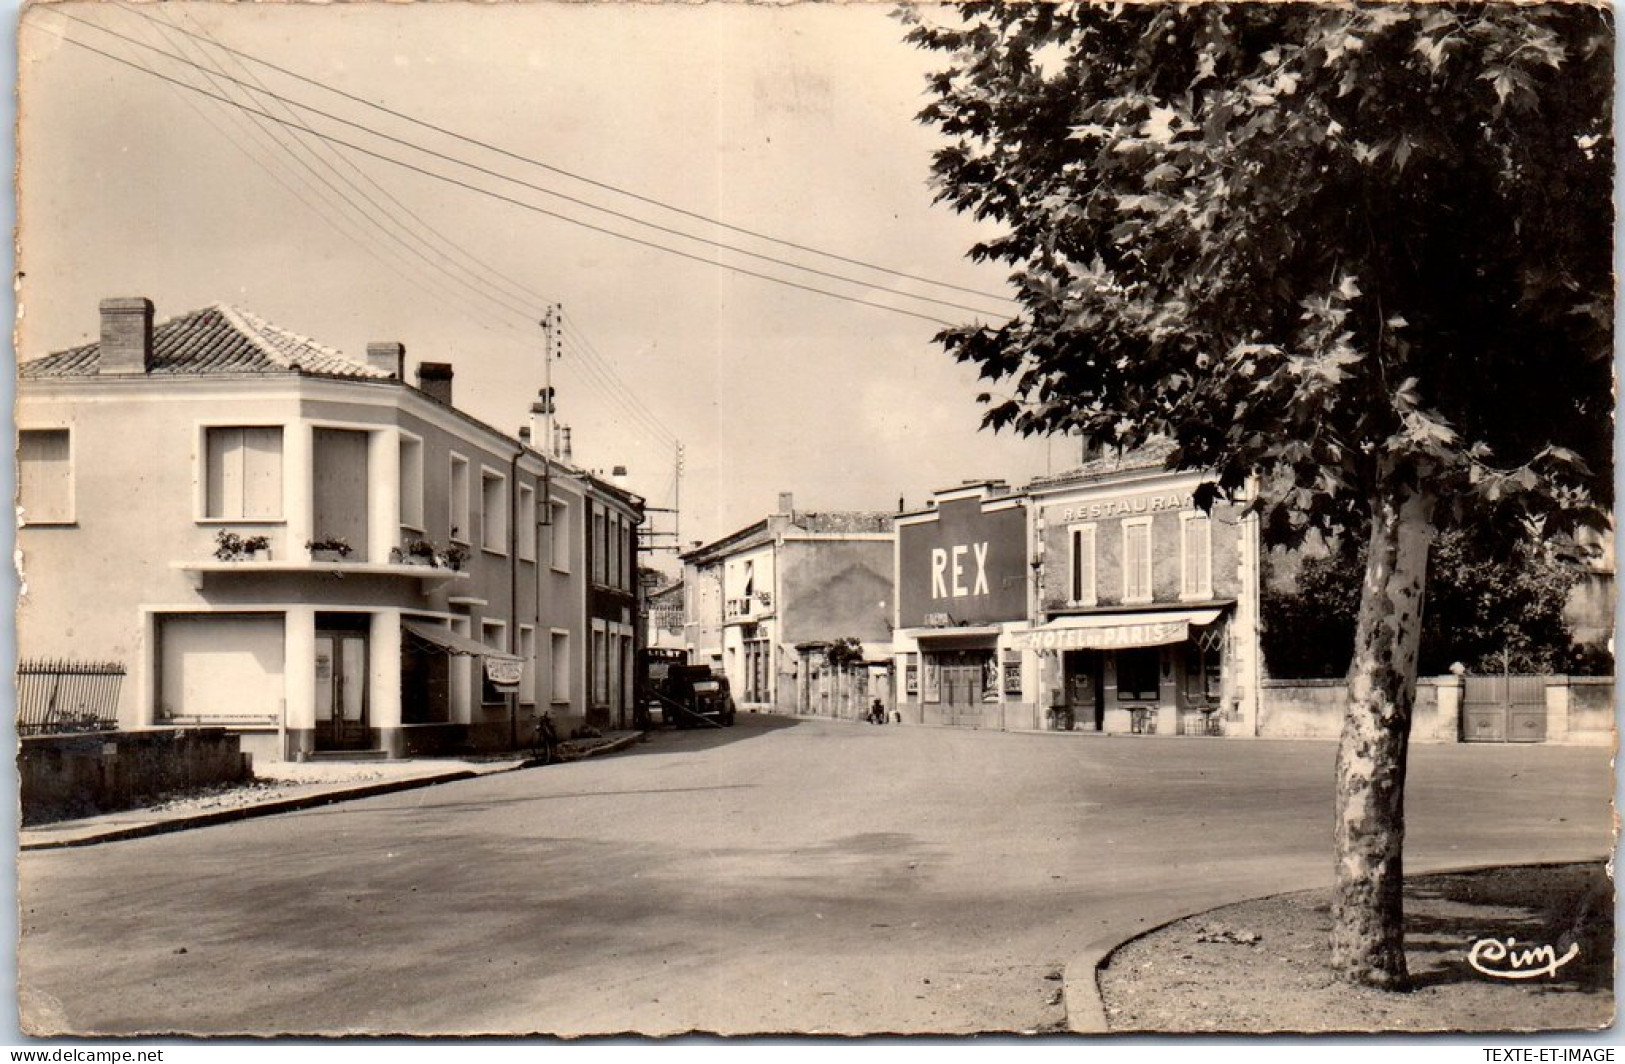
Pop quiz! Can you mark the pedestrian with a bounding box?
[868,698,886,725]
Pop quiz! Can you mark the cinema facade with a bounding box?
[893,444,1265,736]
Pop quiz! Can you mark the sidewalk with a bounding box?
[20,730,646,852]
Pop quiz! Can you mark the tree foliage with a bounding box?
[906,1,1612,538]
[908,1,1614,990]
[1263,532,1609,678]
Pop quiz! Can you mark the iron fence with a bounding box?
[17,659,125,736]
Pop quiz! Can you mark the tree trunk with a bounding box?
[1330,480,1437,989]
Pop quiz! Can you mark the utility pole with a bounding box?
[539,304,564,457]
[674,441,684,548]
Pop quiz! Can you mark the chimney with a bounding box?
[416,362,454,406]
[98,297,154,375]
[529,394,550,456]
[611,464,629,489]
[560,426,573,464]
[778,492,795,515]
[366,341,405,379]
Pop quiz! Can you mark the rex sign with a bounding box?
[898,495,1027,628]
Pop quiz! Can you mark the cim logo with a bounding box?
[930,542,990,599]
[1468,937,1580,980]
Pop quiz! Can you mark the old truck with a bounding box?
[651,662,737,728]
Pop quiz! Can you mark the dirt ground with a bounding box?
[1098,862,1614,1034]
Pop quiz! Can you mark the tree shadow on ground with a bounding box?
[1400,863,1613,992]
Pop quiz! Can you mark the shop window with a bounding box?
[1122,518,1153,603]
[205,426,283,520]
[19,428,73,525]
[1117,648,1160,701]
[1186,641,1223,703]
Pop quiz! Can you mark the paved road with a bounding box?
[18,716,1612,1036]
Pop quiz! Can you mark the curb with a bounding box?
[20,770,479,852]
[1061,856,1610,1035]
[22,732,652,852]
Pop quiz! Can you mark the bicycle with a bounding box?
[527,710,561,765]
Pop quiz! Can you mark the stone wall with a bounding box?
[1259,675,1614,745]
[1258,678,1451,741]
[20,728,251,825]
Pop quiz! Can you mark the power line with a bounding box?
[124,13,684,455]
[124,2,1020,309]
[50,8,1000,324]
[48,22,962,328]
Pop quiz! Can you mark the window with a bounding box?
[1181,513,1213,600]
[592,624,608,707]
[1186,641,1223,702]
[205,426,282,520]
[1116,648,1161,701]
[157,613,285,722]
[481,468,507,554]
[399,434,424,531]
[517,484,537,561]
[550,630,571,704]
[1069,524,1097,606]
[550,500,571,571]
[18,428,72,525]
[518,625,536,704]
[592,508,607,585]
[481,620,507,704]
[1122,518,1153,604]
[448,455,470,543]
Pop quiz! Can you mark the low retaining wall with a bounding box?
[1261,675,1615,744]
[20,728,251,825]
[1261,679,1449,740]
[1563,677,1615,745]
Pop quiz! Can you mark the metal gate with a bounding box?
[1462,674,1547,742]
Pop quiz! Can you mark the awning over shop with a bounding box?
[1010,608,1225,652]
[910,625,1003,651]
[403,620,524,686]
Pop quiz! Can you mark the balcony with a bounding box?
[174,557,470,591]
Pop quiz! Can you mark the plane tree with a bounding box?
[906,2,1612,988]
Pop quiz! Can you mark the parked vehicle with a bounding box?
[659,664,737,728]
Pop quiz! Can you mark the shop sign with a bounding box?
[899,499,1027,627]
[1003,661,1022,695]
[1012,620,1189,652]
[484,656,525,687]
[1056,492,1192,523]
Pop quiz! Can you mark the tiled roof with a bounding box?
[19,304,391,381]
[1025,437,1180,489]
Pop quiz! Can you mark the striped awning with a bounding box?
[1009,608,1225,652]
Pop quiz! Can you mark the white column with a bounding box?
[370,610,404,756]
[284,606,317,759]
[369,428,400,565]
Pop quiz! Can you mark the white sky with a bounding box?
[16,0,1073,560]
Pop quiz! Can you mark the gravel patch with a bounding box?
[1098,862,1613,1033]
